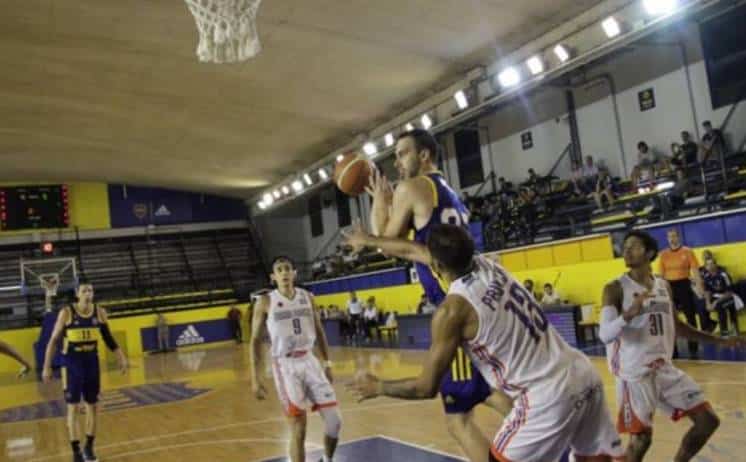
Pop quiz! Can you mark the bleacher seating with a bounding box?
[0,227,266,327]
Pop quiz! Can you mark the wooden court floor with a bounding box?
[1,344,745,462]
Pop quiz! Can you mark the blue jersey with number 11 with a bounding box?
[413,173,470,305]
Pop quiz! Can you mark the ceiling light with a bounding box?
[405,123,414,131]
[318,168,328,180]
[303,173,312,186]
[292,180,303,192]
[554,44,570,63]
[384,133,395,147]
[282,186,290,195]
[336,154,344,162]
[272,190,281,199]
[602,17,621,38]
[454,90,468,110]
[363,142,378,156]
[262,193,273,206]
[498,67,521,88]
[258,201,267,210]
[421,114,433,130]
[643,0,678,16]
[526,56,544,75]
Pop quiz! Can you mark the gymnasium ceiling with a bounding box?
[0,0,603,198]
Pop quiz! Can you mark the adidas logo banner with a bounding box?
[176,325,205,347]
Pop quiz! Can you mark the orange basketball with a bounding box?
[333,152,374,196]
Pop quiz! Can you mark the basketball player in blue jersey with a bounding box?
[363,128,511,461]
[43,282,128,462]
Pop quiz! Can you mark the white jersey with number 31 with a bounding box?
[606,274,675,381]
[266,288,317,358]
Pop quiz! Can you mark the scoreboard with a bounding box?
[0,185,69,230]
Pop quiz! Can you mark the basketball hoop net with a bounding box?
[40,274,60,312]
[183,0,262,63]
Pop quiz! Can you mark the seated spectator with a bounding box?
[385,311,398,328]
[318,305,328,320]
[526,168,540,187]
[540,283,561,306]
[363,297,379,341]
[582,155,599,181]
[311,258,326,279]
[498,177,517,198]
[416,293,437,315]
[518,185,538,238]
[631,141,669,189]
[668,167,690,209]
[701,120,726,165]
[570,160,587,196]
[593,169,615,210]
[700,255,742,336]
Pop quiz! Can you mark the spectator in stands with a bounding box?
[582,155,599,179]
[540,283,561,307]
[631,141,666,189]
[157,313,170,352]
[311,258,325,280]
[701,120,725,165]
[668,167,690,209]
[385,311,398,328]
[593,169,615,210]
[416,293,437,315]
[523,279,535,299]
[680,130,700,166]
[228,305,242,344]
[363,297,378,342]
[659,228,710,356]
[526,168,540,187]
[700,254,742,336]
[498,177,516,198]
[347,291,363,338]
[318,305,329,320]
[518,185,538,240]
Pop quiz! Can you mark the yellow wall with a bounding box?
[0,182,110,235]
[0,303,250,373]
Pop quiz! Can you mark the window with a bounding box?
[308,194,323,237]
[336,188,351,228]
[700,5,746,109]
[454,129,484,188]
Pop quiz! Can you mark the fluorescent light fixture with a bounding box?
[262,193,273,205]
[643,0,677,16]
[282,185,290,195]
[303,173,312,186]
[454,90,468,110]
[257,201,267,210]
[272,190,281,199]
[498,67,521,88]
[421,114,433,130]
[318,168,328,180]
[655,181,675,191]
[336,154,344,162]
[363,142,378,156]
[292,180,303,192]
[405,123,414,131]
[602,17,621,38]
[526,55,544,75]
[554,44,570,62]
[384,132,395,147]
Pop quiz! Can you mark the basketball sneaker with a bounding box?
[72,451,84,462]
[83,445,98,462]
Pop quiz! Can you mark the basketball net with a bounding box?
[183,0,262,63]
[40,274,60,312]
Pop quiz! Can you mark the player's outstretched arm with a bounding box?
[42,308,69,382]
[349,294,464,401]
[250,295,269,399]
[0,340,31,377]
[342,221,430,265]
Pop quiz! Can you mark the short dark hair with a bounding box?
[397,128,440,163]
[637,141,648,150]
[544,283,552,289]
[624,230,659,262]
[426,224,475,276]
[703,120,712,127]
[271,255,295,269]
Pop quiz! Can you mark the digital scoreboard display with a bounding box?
[0,185,69,230]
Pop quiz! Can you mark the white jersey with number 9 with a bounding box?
[266,288,317,358]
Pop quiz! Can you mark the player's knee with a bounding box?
[288,414,307,438]
[321,407,342,439]
[692,407,720,434]
[444,413,469,438]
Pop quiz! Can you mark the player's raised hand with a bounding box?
[253,382,268,400]
[346,371,381,403]
[365,168,393,207]
[17,364,30,379]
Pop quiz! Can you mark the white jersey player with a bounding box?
[346,223,624,462]
[600,231,743,462]
[250,256,341,462]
